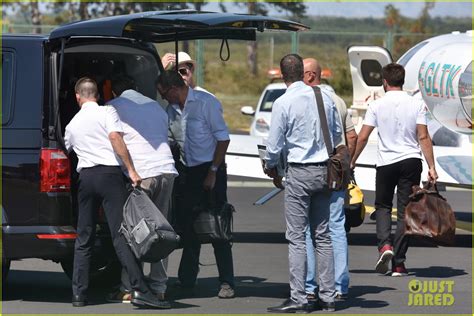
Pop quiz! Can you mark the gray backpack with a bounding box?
[119,188,180,262]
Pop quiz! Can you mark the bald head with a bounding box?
[303,58,322,87]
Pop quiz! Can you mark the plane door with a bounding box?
[347,46,393,131]
[348,46,393,109]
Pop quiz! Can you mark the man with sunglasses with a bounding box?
[156,70,235,299]
[161,52,214,96]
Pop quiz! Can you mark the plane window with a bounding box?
[361,60,383,87]
[2,52,15,126]
[464,61,472,74]
[398,41,428,67]
[260,89,286,112]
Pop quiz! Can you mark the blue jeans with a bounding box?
[306,190,349,295]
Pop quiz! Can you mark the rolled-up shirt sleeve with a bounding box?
[264,99,287,169]
[207,99,230,141]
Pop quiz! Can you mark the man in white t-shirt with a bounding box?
[351,63,438,277]
[107,75,178,304]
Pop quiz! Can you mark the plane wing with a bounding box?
[226,134,472,191]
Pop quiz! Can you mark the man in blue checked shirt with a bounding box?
[265,54,342,313]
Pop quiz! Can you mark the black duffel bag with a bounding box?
[120,187,180,262]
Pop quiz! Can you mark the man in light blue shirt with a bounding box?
[157,70,235,299]
[265,54,341,313]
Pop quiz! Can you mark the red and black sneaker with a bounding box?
[391,263,408,277]
[375,244,394,274]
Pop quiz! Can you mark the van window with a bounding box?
[2,52,15,125]
[59,44,160,134]
[360,59,383,87]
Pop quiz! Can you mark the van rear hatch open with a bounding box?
[47,10,309,147]
[49,10,308,42]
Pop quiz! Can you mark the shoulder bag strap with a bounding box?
[313,86,333,157]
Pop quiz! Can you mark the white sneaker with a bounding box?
[218,283,235,299]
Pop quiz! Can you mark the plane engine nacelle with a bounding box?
[419,41,472,134]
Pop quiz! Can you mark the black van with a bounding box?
[2,10,307,281]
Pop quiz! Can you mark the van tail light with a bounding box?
[37,233,77,239]
[40,148,71,192]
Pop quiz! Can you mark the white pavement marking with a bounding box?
[227,181,274,188]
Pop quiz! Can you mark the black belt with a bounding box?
[289,162,327,167]
[81,165,121,171]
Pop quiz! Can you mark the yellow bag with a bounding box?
[344,178,366,231]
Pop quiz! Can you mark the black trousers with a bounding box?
[175,162,235,288]
[72,165,149,297]
[375,158,422,267]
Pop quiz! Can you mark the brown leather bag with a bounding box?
[404,183,456,245]
[327,145,351,191]
[313,86,350,191]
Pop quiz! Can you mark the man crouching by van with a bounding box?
[64,77,170,309]
[107,75,178,305]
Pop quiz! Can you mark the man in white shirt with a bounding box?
[64,77,168,309]
[351,63,438,277]
[156,70,235,299]
[106,75,178,304]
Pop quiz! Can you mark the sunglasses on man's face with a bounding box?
[178,68,189,76]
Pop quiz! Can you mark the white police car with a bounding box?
[241,82,335,137]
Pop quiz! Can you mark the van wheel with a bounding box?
[60,255,121,287]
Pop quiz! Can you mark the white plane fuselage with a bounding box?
[226,31,472,191]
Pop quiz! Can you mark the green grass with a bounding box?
[217,93,258,133]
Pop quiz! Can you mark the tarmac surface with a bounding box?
[2,176,472,314]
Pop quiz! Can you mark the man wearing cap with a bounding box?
[161,52,213,95]
[157,61,236,299]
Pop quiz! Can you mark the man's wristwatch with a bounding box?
[210,165,218,172]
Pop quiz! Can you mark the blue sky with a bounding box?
[205,1,472,18]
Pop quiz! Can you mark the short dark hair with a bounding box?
[155,70,186,90]
[280,54,304,83]
[75,77,98,99]
[111,75,135,96]
[382,63,405,87]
